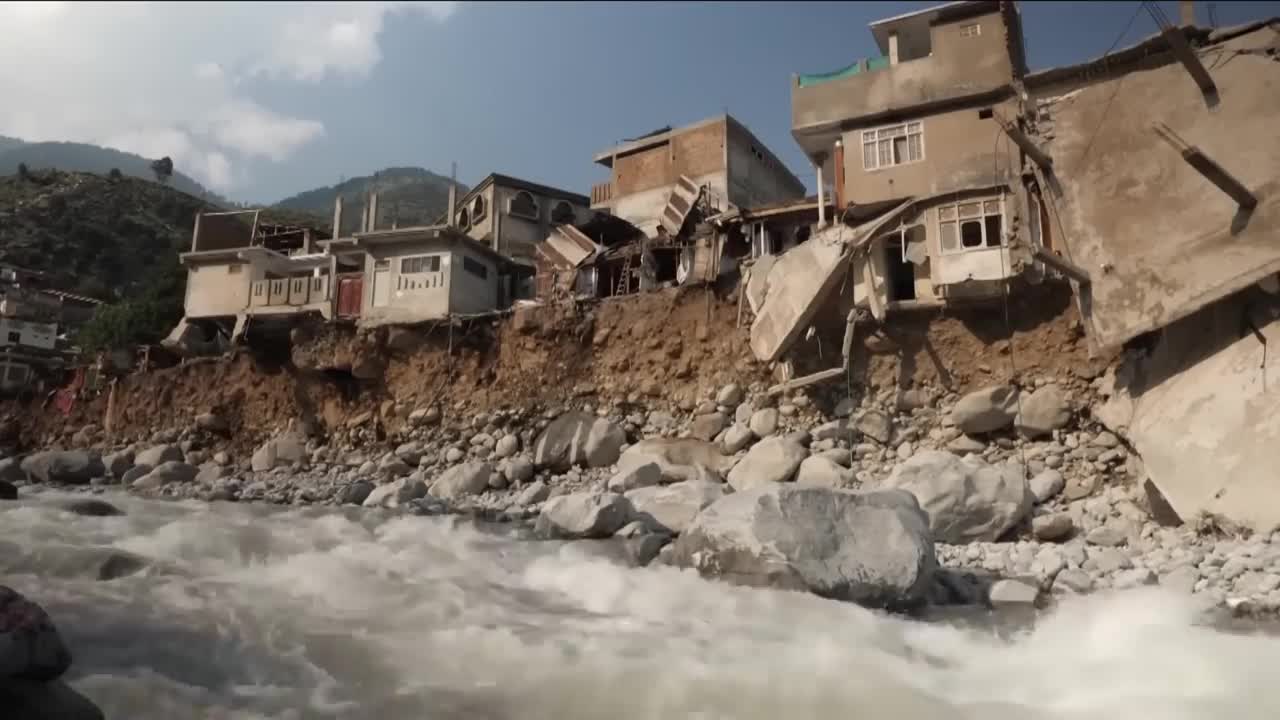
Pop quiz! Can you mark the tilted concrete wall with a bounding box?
[1041,26,1280,350]
[361,245,452,324]
[726,121,806,209]
[1098,289,1280,530]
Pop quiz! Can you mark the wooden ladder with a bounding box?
[615,253,633,296]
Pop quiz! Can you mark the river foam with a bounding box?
[5,492,1280,719]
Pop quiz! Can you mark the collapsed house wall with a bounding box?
[1097,287,1280,531]
[1035,23,1280,351]
[183,260,258,319]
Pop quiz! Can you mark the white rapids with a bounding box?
[4,492,1280,720]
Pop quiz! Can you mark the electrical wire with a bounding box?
[991,124,1030,479]
[1074,1,1148,171]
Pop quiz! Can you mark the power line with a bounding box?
[1074,1,1147,171]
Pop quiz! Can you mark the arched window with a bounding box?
[551,201,575,224]
[458,207,471,230]
[472,195,487,222]
[509,191,538,219]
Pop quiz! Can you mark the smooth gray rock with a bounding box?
[669,485,936,610]
[1031,513,1074,541]
[950,385,1019,434]
[494,434,520,459]
[362,477,428,508]
[134,444,183,468]
[1029,469,1065,504]
[1086,526,1127,547]
[988,578,1040,606]
[516,480,550,506]
[119,464,152,486]
[504,455,535,483]
[430,462,492,500]
[1015,384,1071,439]
[0,677,105,719]
[795,455,853,489]
[625,480,725,534]
[339,480,374,506]
[194,464,231,485]
[378,454,412,479]
[0,585,72,680]
[533,412,626,470]
[748,408,779,438]
[854,410,893,444]
[394,441,424,465]
[691,412,729,442]
[102,450,134,479]
[132,461,199,490]
[0,459,22,485]
[1160,566,1200,594]
[1054,568,1094,593]
[536,492,634,539]
[607,462,661,493]
[722,424,755,454]
[624,533,672,567]
[194,412,228,433]
[884,450,1032,544]
[615,438,734,484]
[947,435,987,454]
[0,481,14,500]
[716,384,744,407]
[810,419,858,444]
[59,499,123,517]
[19,452,104,485]
[727,437,807,491]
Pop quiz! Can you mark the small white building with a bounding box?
[322,225,511,326]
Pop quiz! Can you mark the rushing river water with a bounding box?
[5,491,1280,720]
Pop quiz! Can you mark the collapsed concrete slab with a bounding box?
[1096,291,1280,531]
[1034,24,1280,351]
[749,224,852,362]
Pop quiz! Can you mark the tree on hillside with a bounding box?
[150,156,173,185]
[16,162,30,180]
[108,167,123,182]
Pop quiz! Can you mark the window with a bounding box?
[227,264,243,274]
[6,331,19,343]
[462,256,488,280]
[458,207,471,230]
[978,108,994,119]
[509,191,538,220]
[551,201,575,224]
[373,259,391,270]
[472,195,487,222]
[960,23,981,37]
[400,256,440,274]
[938,197,1005,254]
[862,122,923,170]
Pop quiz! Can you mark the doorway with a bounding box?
[883,237,917,301]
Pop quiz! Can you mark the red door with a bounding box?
[337,276,363,318]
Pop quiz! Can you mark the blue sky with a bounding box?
[6,2,1274,202]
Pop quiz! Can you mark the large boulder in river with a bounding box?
[134,444,183,468]
[535,491,634,539]
[615,438,734,484]
[669,485,936,609]
[884,450,1032,543]
[430,462,492,500]
[0,481,15,500]
[102,450,134,479]
[0,585,72,680]
[0,678,105,720]
[950,385,1019,434]
[19,451,103,485]
[625,480,725,534]
[532,412,625,470]
[1014,384,1071,439]
[726,437,807,491]
[1,458,26,484]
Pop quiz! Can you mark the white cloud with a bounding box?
[0,2,459,194]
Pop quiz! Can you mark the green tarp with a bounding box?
[798,56,890,88]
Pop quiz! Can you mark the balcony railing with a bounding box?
[591,181,613,206]
[249,274,331,308]
[797,56,891,88]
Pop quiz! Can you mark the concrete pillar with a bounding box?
[888,32,900,65]
[367,192,379,232]
[446,183,457,228]
[816,160,827,226]
[833,140,845,214]
[1180,0,1195,26]
[332,196,343,238]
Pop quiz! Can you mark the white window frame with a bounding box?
[400,255,441,274]
[959,23,981,37]
[861,121,924,171]
[937,195,1007,256]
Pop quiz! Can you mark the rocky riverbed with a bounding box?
[5,372,1280,615]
